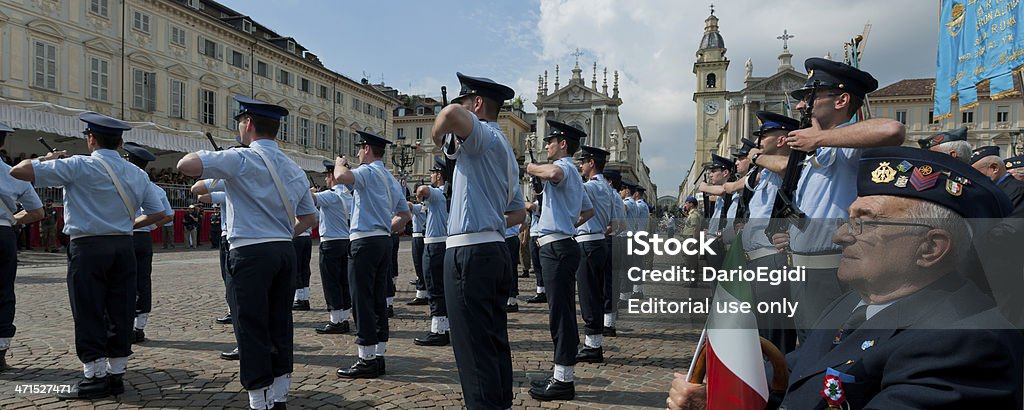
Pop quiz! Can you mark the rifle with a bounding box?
[764,88,815,240]
[440,86,456,211]
[527,144,544,194]
[37,137,58,154]
[205,132,223,151]
[695,163,712,231]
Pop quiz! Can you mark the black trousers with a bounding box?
[319,239,351,311]
[228,241,295,390]
[577,239,607,337]
[749,252,797,354]
[530,236,544,288]
[444,241,512,409]
[412,236,425,291]
[0,227,17,339]
[423,242,447,317]
[603,237,620,314]
[505,236,520,298]
[540,238,581,366]
[292,236,313,291]
[132,232,154,316]
[219,236,233,312]
[388,234,399,298]
[67,236,137,363]
[349,236,391,346]
[210,228,221,248]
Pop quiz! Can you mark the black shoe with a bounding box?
[220,347,239,360]
[387,305,394,318]
[215,313,232,324]
[271,402,287,410]
[108,373,124,395]
[603,326,617,337]
[292,300,311,311]
[530,375,553,388]
[526,293,547,304]
[505,303,519,313]
[413,332,450,346]
[56,376,111,400]
[377,355,386,375]
[336,358,380,379]
[529,378,575,401]
[132,328,145,344]
[406,297,428,306]
[0,349,6,371]
[315,321,350,334]
[576,346,604,363]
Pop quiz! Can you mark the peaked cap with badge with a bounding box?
[790,57,879,101]
[918,127,968,149]
[450,72,516,104]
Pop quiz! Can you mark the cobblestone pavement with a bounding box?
[1,240,707,409]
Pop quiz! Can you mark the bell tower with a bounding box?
[693,6,729,167]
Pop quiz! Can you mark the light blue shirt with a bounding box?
[505,224,520,238]
[349,160,408,235]
[33,149,163,238]
[423,186,448,238]
[134,183,173,232]
[635,198,650,232]
[314,186,352,239]
[742,169,780,251]
[535,157,592,237]
[411,203,427,233]
[577,174,617,236]
[791,121,860,253]
[529,201,542,237]
[209,191,230,236]
[623,197,638,232]
[0,161,42,224]
[722,192,740,244]
[197,139,316,246]
[448,114,525,236]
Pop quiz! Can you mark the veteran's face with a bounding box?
[833,196,926,293]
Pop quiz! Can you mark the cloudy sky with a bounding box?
[219,0,938,196]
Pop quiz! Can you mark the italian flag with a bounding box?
[703,237,769,409]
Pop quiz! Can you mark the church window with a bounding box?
[706,73,716,89]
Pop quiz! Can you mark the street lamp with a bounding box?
[391,142,417,179]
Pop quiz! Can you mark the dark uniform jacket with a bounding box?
[778,273,1023,409]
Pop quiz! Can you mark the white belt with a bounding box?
[299,232,311,237]
[424,236,447,244]
[0,221,12,227]
[446,231,503,248]
[745,247,779,261]
[230,237,290,250]
[574,233,605,243]
[70,233,130,240]
[537,232,572,247]
[790,252,842,269]
[132,229,150,233]
[412,232,424,238]
[349,230,389,240]
[321,237,349,243]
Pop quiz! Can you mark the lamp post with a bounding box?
[391,142,417,179]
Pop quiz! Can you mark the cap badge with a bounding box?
[807,69,814,79]
[910,166,940,191]
[871,162,896,184]
[894,175,909,188]
[896,161,913,173]
[946,180,963,196]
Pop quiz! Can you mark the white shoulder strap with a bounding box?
[251,147,297,228]
[93,155,137,221]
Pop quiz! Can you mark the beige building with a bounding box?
[532,60,655,197]
[0,0,396,172]
[869,77,1024,155]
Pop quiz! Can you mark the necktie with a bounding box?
[833,305,868,347]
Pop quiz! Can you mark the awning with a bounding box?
[0,97,324,171]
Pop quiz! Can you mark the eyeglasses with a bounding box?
[835,217,934,236]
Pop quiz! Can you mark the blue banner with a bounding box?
[934,0,1024,120]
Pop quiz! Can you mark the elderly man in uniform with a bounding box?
[600,169,626,336]
[334,131,411,379]
[526,120,595,401]
[122,142,174,344]
[311,159,355,335]
[758,58,904,338]
[574,145,618,362]
[668,146,1024,409]
[0,122,44,370]
[413,158,451,346]
[12,113,165,399]
[178,97,318,410]
[918,126,971,162]
[431,72,525,409]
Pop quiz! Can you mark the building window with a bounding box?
[928,110,938,124]
[350,132,359,155]
[89,0,108,17]
[415,127,423,142]
[317,123,328,149]
[200,88,216,125]
[895,110,907,125]
[256,61,270,78]
[286,40,295,53]
[706,73,716,88]
[364,102,371,115]
[132,69,157,112]
[300,78,311,93]
[229,50,245,69]
[277,69,292,86]
[434,105,441,115]
[170,26,186,47]
[378,107,384,119]
[396,128,405,140]
[318,85,329,99]
[397,107,406,117]
[335,92,344,105]
[962,110,974,124]
[299,118,310,146]
[132,11,150,33]
[279,115,290,141]
[351,97,361,111]
[169,79,185,119]
[997,106,1010,123]
[88,57,109,101]
[416,106,425,115]
[33,40,57,90]
[200,38,219,59]
[227,97,240,129]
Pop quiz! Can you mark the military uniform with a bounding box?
[504,224,521,311]
[575,146,617,361]
[526,196,547,303]
[23,113,164,399]
[291,226,313,311]
[703,154,735,269]
[313,160,354,335]
[408,202,428,305]
[413,159,451,347]
[0,122,43,370]
[192,97,317,409]
[601,170,627,335]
